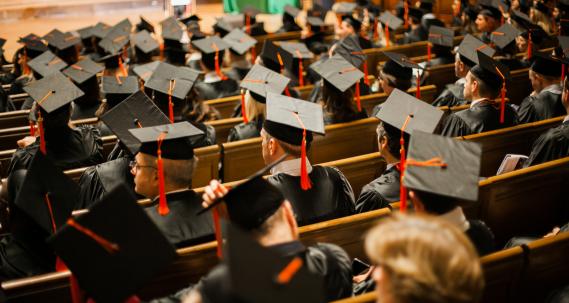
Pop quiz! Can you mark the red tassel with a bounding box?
[159,43,165,60]
[355,81,362,112]
[300,130,311,190]
[500,82,506,124]
[415,70,421,99]
[363,62,369,85]
[399,115,412,213]
[404,1,409,29]
[38,112,46,155]
[562,64,566,84]
[285,86,291,97]
[70,274,84,303]
[250,46,257,65]
[212,208,223,258]
[168,79,175,123]
[246,15,251,35]
[22,49,30,75]
[240,89,249,123]
[29,121,35,137]
[118,55,127,77]
[295,50,304,87]
[527,32,532,59]
[373,19,379,41]
[67,218,120,254]
[385,22,390,47]
[156,133,169,216]
[212,43,228,80]
[427,43,432,63]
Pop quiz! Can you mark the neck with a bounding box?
[538,80,559,93]
[257,226,297,247]
[382,150,399,165]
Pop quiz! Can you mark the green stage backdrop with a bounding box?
[224,0,299,14]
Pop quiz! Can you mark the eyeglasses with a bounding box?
[129,161,157,172]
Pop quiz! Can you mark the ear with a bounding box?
[379,134,388,152]
[268,137,278,156]
[409,190,425,212]
[282,201,299,237]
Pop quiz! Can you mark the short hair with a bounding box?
[379,69,413,92]
[263,131,311,157]
[377,122,409,159]
[143,153,197,188]
[470,72,500,99]
[412,189,457,214]
[250,205,286,239]
[365,214,484,303]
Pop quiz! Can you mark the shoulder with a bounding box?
[228,121,260,141]
[306,243,351,276]
[466,219,495,255]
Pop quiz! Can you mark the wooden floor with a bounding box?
[0,1,283,59]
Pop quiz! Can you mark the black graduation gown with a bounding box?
[225,65,251,81]
[401,27,427,44]
[440,101,518,137]
[71,102,100,120]
[194,78,240,100]
[0,85,16,113]
[77,157,135,210]
[244,23,267,36]
[268,166,356,226]
[196,241,353,302]
[145,189,215,248]
[356,164,400,213]
[432,80,468,107]
[358,36,373,50]
[517,86,565,124]
[7,126,104,176]
[524,119,569,167]
[466,219,495,256]
[227,118,263,142]
[323,109,368,125]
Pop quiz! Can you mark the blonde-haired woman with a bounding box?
[530,3,555,34]
[365,214,485,303]
[227,90,267,142]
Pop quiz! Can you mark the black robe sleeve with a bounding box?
[227,120,262,142]
[440,113,474,137]
[525,123,569,167]
[306,243,353,300]
[517,95,539,124]
[466,219,495,256]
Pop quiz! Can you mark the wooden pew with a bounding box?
[457,116,564,177]
[480,246,526,303]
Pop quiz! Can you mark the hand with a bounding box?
[17,136,36,148]
[544,227,561,238]
[201,179,228,208]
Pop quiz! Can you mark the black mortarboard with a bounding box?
[97,52,122,69]
[479,0,507,20]
[311,54,363,92]
[43,29,64,45]
[223,28,257,55]
[379,11,403,30]
[419,0,434,12]
[62,57,104,84]
[308,3,328,18]
[404,131,482,202]
[490,23,521,50]
[421,17,445,32]
[15,151,79,235]
[375,88,444,134]
[457,34,495,67]
[284,5,301,18]
[530,52,563,77]
[24,72,84,114]
[241,64,291,100]
[384,51,423,70]
[134,30,160,54]
[334,2,358,14]
[19,33,48,56]
[137,16,155,33]
[263,92,325,145]
[91,22,112,39]
[279,42,314,60]
[226,224,325,303]
[101,90,169,154]
[333,34,365,67]
[27,50,68,78]
[408,7,424,21]
[144,62,200,100]
[101,76,139,106]
[242,6,261,19]
[161,18,184,42]
[191,35,230,54]
[342,15,363,32]
[48,185,177,303]
[471,50,509,91]
[129,121,204,159]
[306,16,325,27]
[511,10,548,45]
[213,19,235,37]
[133,61,160,83]
[428,25,454,47]
[99,23,130,56]
[380,51,419,80]
[179,15,202,26]
[51,32,81,51]
[260,40,293,72]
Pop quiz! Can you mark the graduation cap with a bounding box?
[419,0,434,12]
[279,42,314,60]
[479,0,507,21]
[48,185,177,303]
[457,34,495,67]
[133,61,160,83]
[260,40,293,74]
[284,5,301,18]
[99,25,130,56]
[342,15,363,32]
[136,16,155,33]
[428,25,454,47]
[311,54,363,92]
[471,50,509,122]
[15,151,79,235]
[191,35,230,54]
[43,29,65,46]
[101,90,170,155]
[63,57,103,84]
[530,52,563,77]
[308,3,328,18]
[161,18,184,42]
[334,2,358,14]
[511,10,548,55]
[213,19,235,37]
[96,52,123,69]
[144,62,200,107]
[407,7,424,21]
[533,1,550,14]
[242,6,261,19]
[381,51,420,86]
[226,224,325,303]
[24,72,84,114]
[490,23,521,50]
[19,33,49,57]
[223,28,257,55]
[306,16,325,28]
[403,131,482,202]
[241,64,291,102]
[133,30,159,62]
[101,75,139,107]
[130,121,204,215]
[27,50,68,78]
[179,14,201,26]
[379,11,404,30]
[91,22,112,39]
[333,34,365,68]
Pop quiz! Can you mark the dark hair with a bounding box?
[471,73,500,99]
[321,79,359,122]
[201,50,225,71]
[380,122,410,159]
[413,189,457,214]
[379,69,413,92]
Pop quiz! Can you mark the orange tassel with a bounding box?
[285,86,291,97]
[295,50,304,87]
[292,113,312,190]
[70,274,84,303]
[160,43,165,60]
[562,64,566,84]
[168,79,175,123]
[363,62,369,85]
[399,115,413,213]
[240,89,249,123]
[500,82,506,124]
[527,31,532,59]
[355,81,362,112]
[373,19,379,41]
[212,43,228,80]
[277,52,285,75]
[415,70,421,99]
[212,208,223,259]
[118,55,127,77]
[385,22,390,47]
[250,46,257,65]
[38,111,46,155]
[427,43,432,63]
[156,132,169,216]
[404,1,409,29]
[29,121,35,137]
[246,15,251,35]
[67,218,120,254]
[22,49,30,75]
[276,257,303,284]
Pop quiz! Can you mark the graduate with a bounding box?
[8,73,103,175]
[62,57,104,120]
[424,25,455,67]
[518,53,566,123]
[476,0,505,44]
[129,121,215,247]
[490,23,526,70]
[356,89,444,213]
[277,5,303,33]
[222,29,256,81]
[441,51,518,137]
[242,7,268,36]
[432,35,495,107]
[400,7,427,44]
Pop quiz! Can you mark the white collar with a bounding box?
[470,98,486,108]
[439,207,470,232]
[563,115,569,123]
[188,52,202,61]
[540,83,562,95]
[204,71,221,83]
[456,77,466,85]
[270,158,313,176]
